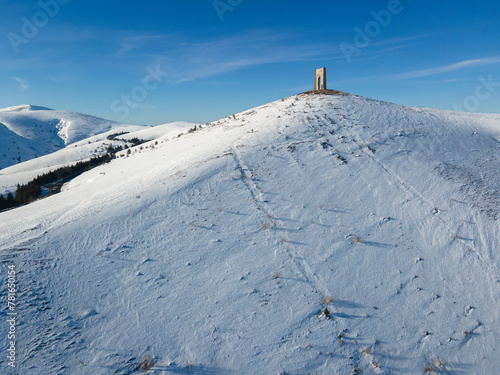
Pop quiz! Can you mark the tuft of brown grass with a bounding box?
[299,89,350,97]
[424,363,436,373]
[338,333,345,345]
[321,296,334,305]
[138,355,155,371]
[436,357,445,368]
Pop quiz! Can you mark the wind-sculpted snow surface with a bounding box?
[0,93,499,374]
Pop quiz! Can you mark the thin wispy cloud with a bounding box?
[369,33,432,49]
[333,57,500,86]
[0,57,44,71]
[441,78,475,83]
[164,30,343,82]
[108,30,343,83]
[116,34,173,58]
[342,33,432,63]
[393,57,500,80]
[349,42,418,63]
[13,76,29,90]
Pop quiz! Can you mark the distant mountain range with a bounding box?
[0,104,137,169]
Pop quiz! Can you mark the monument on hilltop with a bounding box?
[314,67,327,91]
[302,68,347,96]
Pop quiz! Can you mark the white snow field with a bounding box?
[0,121,196,194]
[0,92,499,374]
[0,104,142,170]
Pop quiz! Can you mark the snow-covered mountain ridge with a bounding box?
[0,121,197,195]
[0,92,499,374]
[0,104,141,169]
[0,105,53,113]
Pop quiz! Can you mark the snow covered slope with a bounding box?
[0,121,196,194]
[0,93,499,374]
[0,104,139,169]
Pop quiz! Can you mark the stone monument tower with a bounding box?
[314,67,327,91]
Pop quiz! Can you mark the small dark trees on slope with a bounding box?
[0,194,7,210]
[1,153,114,210]
[7,192,15,206]
[0,192,17,211]
[187,125,198,133]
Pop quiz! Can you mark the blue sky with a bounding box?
[1,0,500,125]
